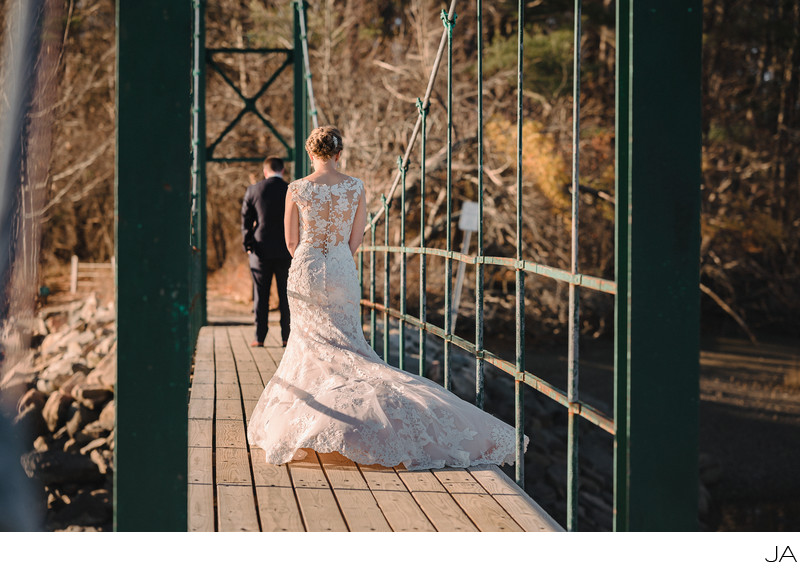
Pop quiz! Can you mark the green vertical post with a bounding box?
[293,1,309,178]
[115,0,192,531]
[191,0,207,338]
[614,0,701,531]
[566,0,582,532]
[514,0,526,488]
[475,0,485,410]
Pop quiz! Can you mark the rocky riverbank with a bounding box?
[0,293,115,531]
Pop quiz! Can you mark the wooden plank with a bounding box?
[216,419,247,448]
[190,382,214,400]
[238,371,264,386]
[188,419,212,448]
[256,485,305,532]
[287,451,348,531]
[252,449,291,485]
[216,370,239,385]
[215,383,241,400]
[192,368,214,382]
[359,464,435,532]
[318,452,391,532]
[217,484,259,532]
[469,465,563,532]
[192,361,215,372]
[188,446,212,484]
[250,446,305,532]
[243,399,260,424]
[433,469,523,532]
[395,468,478,532]
[188,395,214,420]
[216,447,251,485]
[188,483,214,532]
[241,382,265,401]
[216,399,243,421]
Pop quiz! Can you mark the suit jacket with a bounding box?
[241,176,292,265]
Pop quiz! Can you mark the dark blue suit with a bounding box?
[241,175,292,343]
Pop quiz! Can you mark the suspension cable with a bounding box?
[365,0,458,232]
[296,1,319,129]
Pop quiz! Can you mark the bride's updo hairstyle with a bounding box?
[305,126,343,161]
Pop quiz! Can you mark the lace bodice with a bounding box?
[289,177,363,255]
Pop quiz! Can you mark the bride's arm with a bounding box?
[349,189,367,256]
[284,190,299,257]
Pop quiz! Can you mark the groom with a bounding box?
[241,156,291,347]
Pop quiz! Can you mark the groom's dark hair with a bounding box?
[263,156,284,173]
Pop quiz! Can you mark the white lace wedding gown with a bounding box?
[247,176,527,469]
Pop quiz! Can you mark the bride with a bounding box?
[247,126,527,470]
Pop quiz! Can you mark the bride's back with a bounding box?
[289,176,363,255]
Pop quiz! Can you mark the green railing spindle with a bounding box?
[382,194,390,362]
[399,156,408,371]
[566,0,583,532]
[417,97,428,377]
[442,9,456,392]
[370,215,376,350]
[475,0,485,410]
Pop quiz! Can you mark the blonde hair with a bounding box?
[305,126,343,161]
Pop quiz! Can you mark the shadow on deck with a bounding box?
[187,324,562,532]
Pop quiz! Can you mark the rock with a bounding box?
[75,330,96,345]
[58,371,87,397]
[79,437,107,456]
[71,362,91,376]
[97,401,114,431]
[90,449,112,475]
[36,377,56,395]
[63,439,81,453]
[41,392,74,432]
[40,359,75,384]
[64,402,100,438]
[13,404,49,444]
[65,342,83,360]
[33,436,50,452]
[77,294,98,323]
[17,388,47,415]
[50,487,110,528]
[20,449,103,484]
[73,386,113,411]
[79,420,109,442]
[86,350,115,387]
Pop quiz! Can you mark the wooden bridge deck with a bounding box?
[187,324,562,532]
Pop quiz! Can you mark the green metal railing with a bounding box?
[358,0,701,531]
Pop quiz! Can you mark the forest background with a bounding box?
[10,0,798,342]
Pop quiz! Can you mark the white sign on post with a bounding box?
[459,200,479,232]
[451,201,479,330]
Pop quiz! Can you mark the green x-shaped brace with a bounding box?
[206,48,294,162]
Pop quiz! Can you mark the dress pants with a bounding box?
[250,257,291,343]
